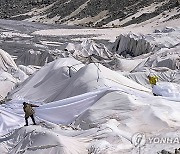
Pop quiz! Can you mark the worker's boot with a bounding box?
[24,117,28,126]
[31,115,36,125]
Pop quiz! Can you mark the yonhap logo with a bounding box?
[131,132,146,147]
[132,132,180,147]
[147,137,180,144]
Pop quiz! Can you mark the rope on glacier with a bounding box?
[103,77,151,93]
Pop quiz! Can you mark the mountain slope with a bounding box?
[0,0,179,27]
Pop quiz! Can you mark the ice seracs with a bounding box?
[112,33,153,57]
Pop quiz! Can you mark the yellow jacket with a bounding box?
[148,76,158,85]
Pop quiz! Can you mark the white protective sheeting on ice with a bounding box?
[9,60,150,102]
[0,71,16,100]
[74,90,180,133]
[36,88,112,124]
[16,49,54,66]
[114,57,146,72]
[148,27,180,48]
[2,83,180,136]
[9,58,85,102]
[1,17,180,154]
[124,69,180,88]
[0,126,87,154]
[0,49,18,72]
[18,65,40,75]
[0,71,17,83]
[0,88,109,135]
[0,81,15,99]
[136,47,180,70]
[44,63,151,102]
[0,49,29,82]
[1,85,180,153]
[0,49,27,99]
[65,39,112,59]
[152,82,180,98]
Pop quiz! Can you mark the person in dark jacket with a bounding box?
[23,102,39,126]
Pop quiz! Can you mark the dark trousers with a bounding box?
[25,114,36,126]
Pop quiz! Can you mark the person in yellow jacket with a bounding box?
[148,75,159,96]
[148,75,159,86]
